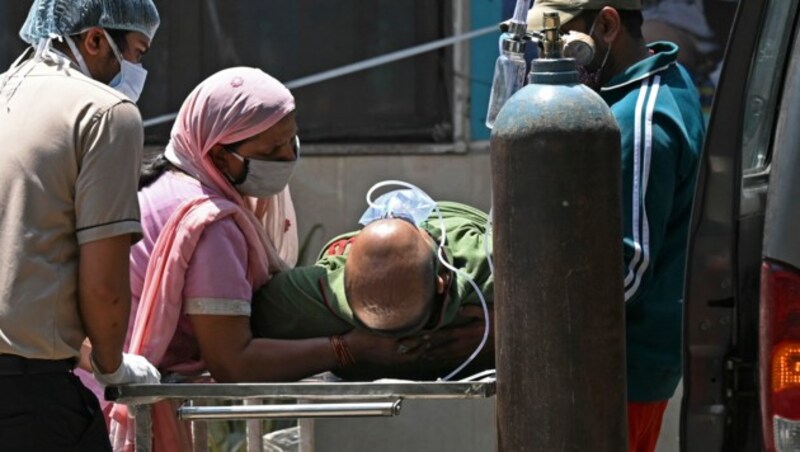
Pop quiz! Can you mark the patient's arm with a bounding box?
[333,306,495,381]
[192,314,337,382]
[191,315,425,382]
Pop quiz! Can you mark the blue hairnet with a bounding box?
[19,0,160,44]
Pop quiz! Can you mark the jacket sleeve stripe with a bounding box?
[625,75,662,302]
[623,79,651,289]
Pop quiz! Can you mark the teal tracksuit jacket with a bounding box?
[601,42,705,401]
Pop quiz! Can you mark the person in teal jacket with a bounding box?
[251,201,494,380]
[529,1,705,451]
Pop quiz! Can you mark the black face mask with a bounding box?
[577,54,608,91]
[577,18,612,91]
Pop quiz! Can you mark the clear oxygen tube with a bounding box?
[485,207,494,275]
[510,0,530,25]
[363,180,491,381]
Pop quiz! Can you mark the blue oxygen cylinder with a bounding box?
[491,12,627,452]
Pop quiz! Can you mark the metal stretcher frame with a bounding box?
[106,380,497,452]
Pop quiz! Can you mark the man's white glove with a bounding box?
[91,353,161,386]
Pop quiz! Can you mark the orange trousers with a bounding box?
[628,400,669,452]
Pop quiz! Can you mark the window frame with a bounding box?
[138,1,469,155]
[740,0,800,175]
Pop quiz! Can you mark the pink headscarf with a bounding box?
[109,67,299,452]
[164,66,299,267]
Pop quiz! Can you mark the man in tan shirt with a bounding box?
[0,1,160,449]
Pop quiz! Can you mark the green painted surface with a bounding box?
[470,0,503,140]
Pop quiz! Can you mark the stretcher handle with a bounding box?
[176,399,403,421]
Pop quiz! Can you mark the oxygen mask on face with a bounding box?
[359,181,436,227]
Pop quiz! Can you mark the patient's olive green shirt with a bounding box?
[251,202,493,338]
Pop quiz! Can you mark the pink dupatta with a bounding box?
[108,67,299,451]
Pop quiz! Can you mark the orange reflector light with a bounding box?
[773,342,800,392]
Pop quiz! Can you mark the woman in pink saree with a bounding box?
[103,67,344,451]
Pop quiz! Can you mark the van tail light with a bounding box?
[760,260,800,451]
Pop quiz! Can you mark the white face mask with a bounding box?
[104,30,147,102]
[228,136,300,198]
[64,31,148,102]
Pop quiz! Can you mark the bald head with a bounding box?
[345,219,437,335]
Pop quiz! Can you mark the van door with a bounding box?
[682,0,800,451]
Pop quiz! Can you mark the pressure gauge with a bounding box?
[562,31,595,67]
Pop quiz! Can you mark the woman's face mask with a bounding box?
[226,135,300,198]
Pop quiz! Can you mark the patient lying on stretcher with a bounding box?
[251,200,494,381]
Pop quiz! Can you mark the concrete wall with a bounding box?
[301,398,497,452]
[298,391,680,452]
